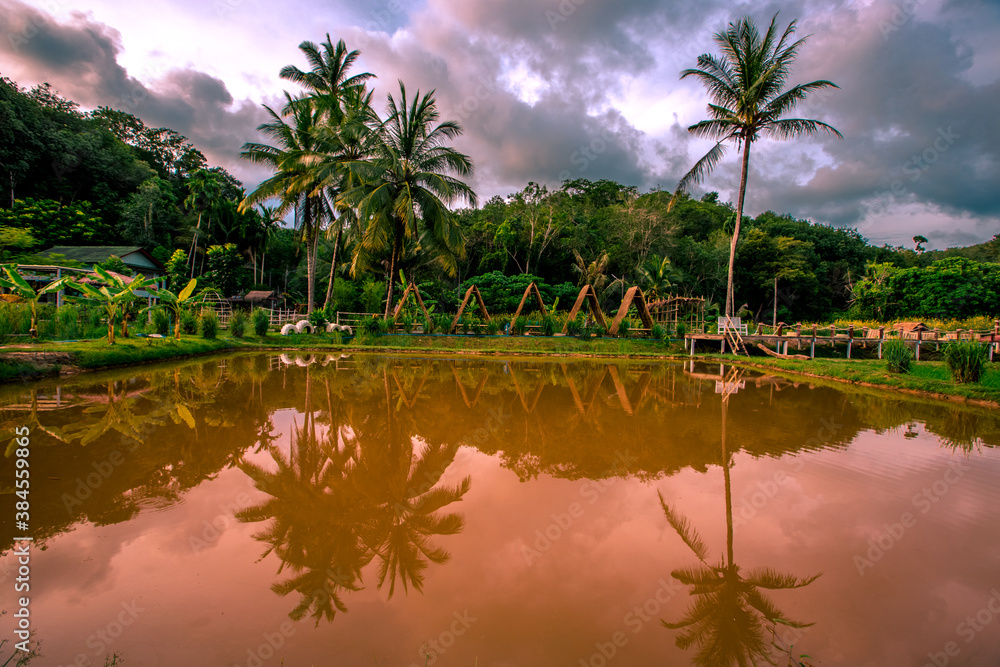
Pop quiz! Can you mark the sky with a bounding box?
[1,0,999,250]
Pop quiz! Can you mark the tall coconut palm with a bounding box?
[344,82,477,316]
[672,13,841,317]
[240,95,332,313]
[279,35,374,127]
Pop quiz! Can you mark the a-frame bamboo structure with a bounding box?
[561,285,608,334]
[508,282,547,334]
[391,283,432,324]
[449,285,491,334]
[609,286,654,336]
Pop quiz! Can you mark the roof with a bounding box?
[42,246,165,272]
[244,290,276,301]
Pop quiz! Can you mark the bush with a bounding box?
[181,310,198,335]
[883,339,912,373]
[230,310,247,338]
[433,313,452,334]
[943,342,988,384]
[566,318,582,337]
[650,324,664,340]
[152,308,170,336]
[200,309,218,339]
[676,323,687,339]
[252,308,270,337]
[401,314,414,334]
[512,316,528,336]
[361,316,382,336]
[308,310,327,328]
[618,319,631,339]
[540,313,557,336]
[485,318,501,335]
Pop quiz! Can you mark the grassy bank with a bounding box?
[2,332,998,407]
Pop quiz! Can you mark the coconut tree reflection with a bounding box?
[237,368,470,623]
[660,367,819,666]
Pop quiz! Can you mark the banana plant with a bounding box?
[143,278,200,340]
[0,264,69,338]
[69,266,151,344]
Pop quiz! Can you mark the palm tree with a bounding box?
[279,35,374,126]
[638,254,682,301]
[659,367,819,665]
[240,95,332,313]
[344,82,477,316]
[571,249,610,293]
[185,169,222,279]
[672,13,841,317]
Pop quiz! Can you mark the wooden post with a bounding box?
[810,324,817,359]
[916,327,922,361]
[721,339,726,354]
[878,327,885,359]
[690,337,695,357]
[847,325,854,359]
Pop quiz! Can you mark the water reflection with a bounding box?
[659,368,819,666]
[235,365,470,623]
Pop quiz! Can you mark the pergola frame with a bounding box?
[508,282,547,335]
[391,283,432,324]
[561,285,608,334]
[449,285,491,334]
[609,286,654,336]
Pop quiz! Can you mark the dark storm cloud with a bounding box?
[0,0,268,183]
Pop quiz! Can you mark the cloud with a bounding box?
[0,0,269,186]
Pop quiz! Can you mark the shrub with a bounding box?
[883,339,912,373]
[566,318,582,337]
[592,325,605,338]
[943,342,988,384]
[485,318,501,335]
[230,310,247,338]
[676,323,687,339]
[181,310,198,335]
[361,316,382,336]
[540,313,557,336]
[512,316,528,336]
[433,313,452,334]
[252,308,270,337]
[308,310,327,328]
[650,324,664,340]
[618,319,631,339]
[152,308,170,336]
[200,309,218,339]
[402,314,414,334]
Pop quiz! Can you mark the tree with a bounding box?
[672,13,841,317]
[240,95,332,313]
[0,265,68,337]
[637,254,682,300]
[345,82,477,316]
[185,169,223,278]
[145,278,199,340]
[913,235,928,253]
[68,266,151,344]
[203,243,250,297]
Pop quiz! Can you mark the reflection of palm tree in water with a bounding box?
[660,367,819,666]
[237,368,470,623]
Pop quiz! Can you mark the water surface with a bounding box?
[1,353,999,666]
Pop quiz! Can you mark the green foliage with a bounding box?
[463,271,578,313]
[943,342,988,384]
[0,198,111,249]
[512,316,528,336]
[152,308,170,335]
[200,308,218,339]
[618,319,631,339]
[252,308,270,337]
[361,279,386,314]
[883,339,912,374]
[181,310,198,334]
[401,314,414,334]
[853,258,1000,321]
[432,313,452,334]
[676,322,687,339]
[650,323,665,340]
[203,243,249,297]
[361,315,383,336]
[165,249,190,291]
[97,255,129,275]
[540,313,557,336]
[566,317,582,337]
[229,309,247,338]
[307,310,327,327]
[485,318,502,335]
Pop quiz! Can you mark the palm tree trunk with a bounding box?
[324,221,342,310]
[304,197,316,314]
[726,139,752,318]
[189,211,202,279]
[384,235,398,318]
[722,397,733,568]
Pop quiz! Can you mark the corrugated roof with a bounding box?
[44,246,145,263]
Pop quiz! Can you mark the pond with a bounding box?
[1,353,999,667]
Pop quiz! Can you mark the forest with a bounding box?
[1,70,998,326]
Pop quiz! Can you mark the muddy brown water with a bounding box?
[1,353,999,666]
